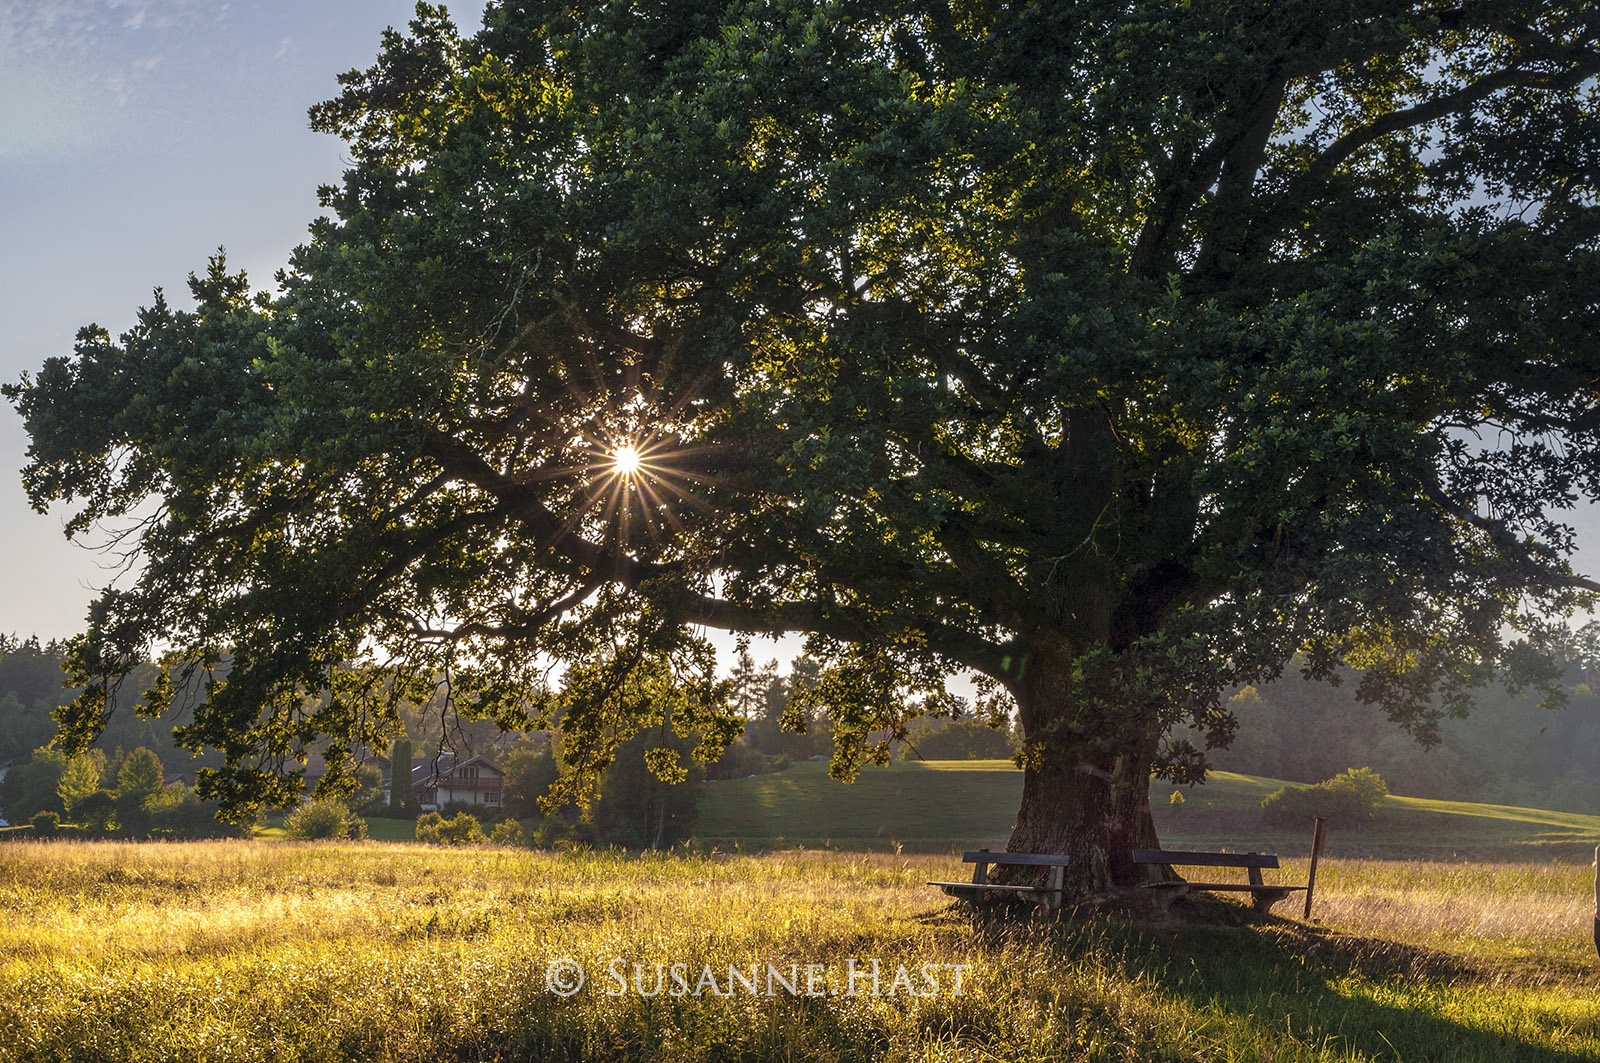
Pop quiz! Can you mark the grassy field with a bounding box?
[0,839,1595,1062]
[697,760,1600,861]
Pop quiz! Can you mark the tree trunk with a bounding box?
[1003,750,1168,900]
[1000,652,1171,902]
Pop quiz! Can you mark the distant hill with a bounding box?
[696,760,1600,861]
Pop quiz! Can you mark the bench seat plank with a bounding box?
[960,851,1073,866]
[1132,849,1279,869]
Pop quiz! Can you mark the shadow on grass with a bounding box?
[1103,900,1589,1062]
[926,897,1593,1062]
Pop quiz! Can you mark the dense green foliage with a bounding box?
[0,742,238,838]
[489,815,525,845]
[284,797,368,840]
[8,3,1600,892]
[1260,766,1390,830]
[0,637,180,769]
[0,747,66,824]
[388,737,412,814]
[415,809,487,845]
[905,717,1017,760]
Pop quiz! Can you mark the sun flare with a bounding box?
[613,445,642,476]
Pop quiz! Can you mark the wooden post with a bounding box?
[1592,845,1599,960]
[1302,817,1328,920]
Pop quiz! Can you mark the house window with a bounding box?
[486,790,500,805]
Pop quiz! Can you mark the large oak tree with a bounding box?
[9,0,1600,898]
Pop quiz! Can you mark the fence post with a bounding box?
[1302,817,1328,920]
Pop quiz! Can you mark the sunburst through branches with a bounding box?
[563,424,720,558]
[612,445,642,476]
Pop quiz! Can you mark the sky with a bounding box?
[1,2,1596,655]
[0,0,486,643]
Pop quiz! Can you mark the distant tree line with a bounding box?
[0,636,205,769]
[1181,627,1600,814]
[1,743,241,839]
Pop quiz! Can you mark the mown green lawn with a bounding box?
[697,760,1600,861]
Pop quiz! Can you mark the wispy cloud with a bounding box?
[0,1,216,55]
[0,2,221,160]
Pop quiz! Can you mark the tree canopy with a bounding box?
[8,0,1600,894]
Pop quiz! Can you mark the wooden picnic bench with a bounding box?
[1134,849,1307,913]
[928,849,1070,910]
[932,820,1328,918]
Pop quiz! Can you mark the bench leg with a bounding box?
[1044,864,1065,910]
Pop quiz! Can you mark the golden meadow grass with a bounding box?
[1,840,1597,1061]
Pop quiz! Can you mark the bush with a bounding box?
[438,812,485,845]
[75,790,118,835]
[1262,767,1388,830]
[414,811,445,843]
[530,815,576,849]
[284,798,365,840]
[416,811,485,846]
[157,789,247,839]
[490,817,524,847]
[440,801,489,823]
[1325,765,1388,810]
[29,810,60,837]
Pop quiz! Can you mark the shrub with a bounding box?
[157,789,247,839]
[29,810,60,837]
[438,812,486,845]
[530,815,576,849]
[416,810,485,846]
[284,798,364,840]
[1325,766,1389,810]
[490,817,524,847]
[414,811,445,844]
[440,801,488,822]
[1262,767,1389,830]
[75,790,119,835]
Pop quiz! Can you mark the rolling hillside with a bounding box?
[695,759,1600,860]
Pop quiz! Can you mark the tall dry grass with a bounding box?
[0,840,1594,1062]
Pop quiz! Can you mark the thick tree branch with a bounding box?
[420,427,1012,676]
[1420,478,1600,594]
[1307,54,1600,183]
